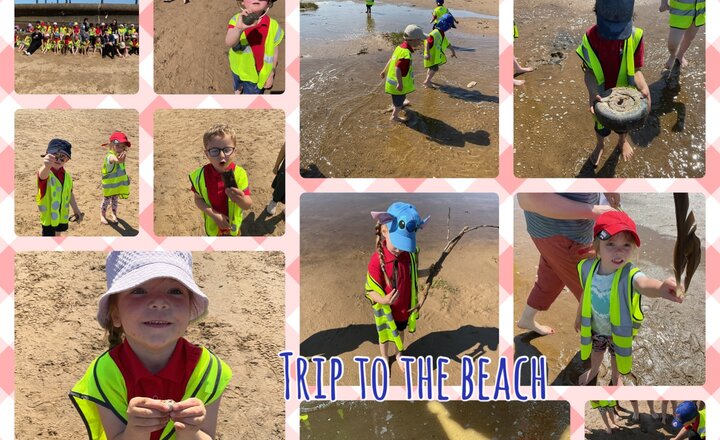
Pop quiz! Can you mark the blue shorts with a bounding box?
[390,94,407,108]
[232,73,263,94]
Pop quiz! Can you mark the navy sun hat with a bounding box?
[371,202,430,253]
[672,401,699,429]
[42,138,72,159]
[596,0,634,40]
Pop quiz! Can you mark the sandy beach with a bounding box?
[584,400,687,439]
[14,110,140,237]
[153,109,285,237]
[300,0,498,178]
[514,0,705,178]
[14,251,285,440]
[300,193,499,385]
[154,0,286,94]
[514,193,705,386]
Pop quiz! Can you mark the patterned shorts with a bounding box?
[591,334,615,354]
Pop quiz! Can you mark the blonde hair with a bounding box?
[203,124,237,149]
[593,231,640,262]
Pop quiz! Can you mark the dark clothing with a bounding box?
[271,159,285,203]
[27,31,43,54]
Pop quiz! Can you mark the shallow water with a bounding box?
[514,2,705,178]
[301,1,499,178]
[300,400,570,439]
[513,193,706,385]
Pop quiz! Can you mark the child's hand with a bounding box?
[225,187,246,205]
[380,289,399,305]
[43,154,62,168]
[264,74,274,90]
[574,314,581,333]
[659,0,669,12]
[396,82,403,92]
[640,87,651,110]
[380,70,386,79]
[117,151,127,163]
[211,211,231,231]
[589,94,602,115]
[451,51,457,58]
[170,398,206,435]
[125,397,172,435]
[660,277,683,303]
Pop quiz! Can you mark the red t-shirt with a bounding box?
[584,24,644,89]
[395,41,414,77]
[37,167,66,199]
[426,30,444,50]
[190,163,251,217]
[109,338,203,440]
[367,242,414,322]
[228,14,271,73]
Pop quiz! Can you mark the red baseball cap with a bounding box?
[594,211,641,246]
[102,131,131,148]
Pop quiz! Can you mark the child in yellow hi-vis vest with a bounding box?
[589,401,620,434]
[69,251,232,440]
[574,211,682,386]
[100,131,131,225]
[380,25,426,123]
[36,138,84,236]
[189,124,252,236]
[423,13,457,89]
[225,0,284,94]
[365,202,433,374]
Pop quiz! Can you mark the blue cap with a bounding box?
[370,202,429,253]
[672,401,698,429]
[436,0,444,4]
[43,138,72,158]
[436,13,456,32]
[596,0,634,40]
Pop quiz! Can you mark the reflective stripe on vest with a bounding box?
[590,400,617,409]
[385,46,415,95]
[669,0,705,28]
[188,166,249,237]
[424,29,450,68]
[364,252,419,351]
[576,27,643,92]
[228,18,283,89]
[101,151,130,199]
[69,346,232,440]
[578,258,643,375]
[36,172,73,227]
[433,6,449,23]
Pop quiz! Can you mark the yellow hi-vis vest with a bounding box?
[433,5,449,23]
[576,27,644,92]
[578,258,644,375]
[366,0,375,5]
[424,29,450,68]
[668,0,705,29]
[189,165,249,237]
[513,23,519,39]
[228,17,284,89]
[697,408,706,438]
[385,46,415,95]
[101,151,130,199]
[590,400,617,409]
[364,251,419,351]
[36,171,73,227]
[69,346,231,440]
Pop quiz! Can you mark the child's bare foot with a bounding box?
[617,140,634,162]
[423,81,437,89]
[106,212,118,224]
[515,65,534,74]
[605,427,613,435]
[402,99,411,107]
[578,369,597,385]
[611,421,620,429]
[100,214,109,225]
[397,353,406,374]
[591,144,605,167]
[390,115,408,123]
[514,78,525,86]
[517,317,554,335]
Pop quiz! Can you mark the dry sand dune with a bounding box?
[14,251,285,440]
[14,110,140,237]
[154,0,286,94]
[153,109,285,237]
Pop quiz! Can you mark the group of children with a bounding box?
[590,400,705,438]
[15,20,139,58]
[381,0,459,122]
[36,132,131,236]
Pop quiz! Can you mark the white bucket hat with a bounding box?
[97,251,208,327]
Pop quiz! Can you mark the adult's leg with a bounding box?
[675,24,700,67]
[665,27,684,68]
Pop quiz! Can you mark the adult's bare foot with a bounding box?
[618,140,634,162]
[517,317,554,335]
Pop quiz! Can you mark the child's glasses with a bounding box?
[206,147,235,157]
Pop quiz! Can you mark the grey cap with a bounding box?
[403,24,427,41]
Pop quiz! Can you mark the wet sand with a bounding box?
[514,193,705,386]
[14,251,285,439]
[153,109,285,237]
[14,110,140,237]
[300,0,498,178]
[514,0,705,178]
[154,0,285,94]
[300,193,499,385]
[14,50,139,94]
[585,400,680,439]
[300,400,570,439]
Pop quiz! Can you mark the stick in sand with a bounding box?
[408,208,498,314]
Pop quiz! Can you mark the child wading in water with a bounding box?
[381,25,426,122]
[69,251,232,440]
[100,131,131,225]
[423,13,457,89]
[365,202,433,373]
[574,211,682,385]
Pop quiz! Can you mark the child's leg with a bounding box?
[608,408,619,428]
[665,27,684,68]
[578,349,604,385]
[423,66,438,88]
[591,130,606,167]
[630,400,640,422]
[111,195,119,216]
[648,400,659,420]
[396,330,406,373]
[599,410,613,434]
[390,94,408,122]
[616,132,634,162]
[514,57,534,74]
[608,352,623,386]
[100,196,111,223]
[675,24,700,67]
